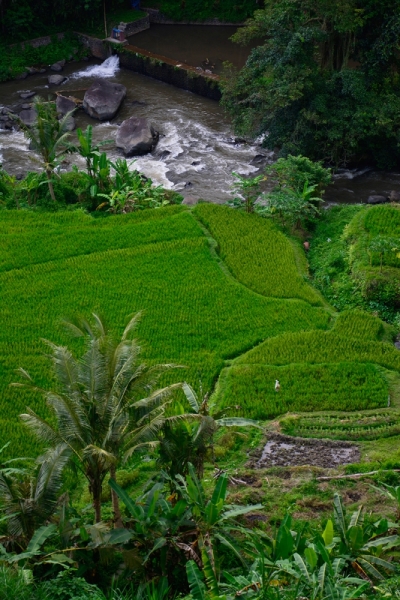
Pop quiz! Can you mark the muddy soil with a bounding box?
[250,432,360,469]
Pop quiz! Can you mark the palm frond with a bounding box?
[34,444,71,506]
[78,338,107,403]
[133,382,183,411]
[121,311,142,341]
[20,409,64,446]
[42,340,79,398]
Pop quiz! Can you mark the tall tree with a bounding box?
[16,97,75,201]
[222,0,400,167]
[15,313,183,525]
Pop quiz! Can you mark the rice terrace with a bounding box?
[1,204,400,459]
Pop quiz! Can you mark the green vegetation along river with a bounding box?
[1,56,399,203]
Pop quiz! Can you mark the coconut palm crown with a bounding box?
[14,313,183,524]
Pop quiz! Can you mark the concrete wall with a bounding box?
[75,33,109,60]
[10,32,65,50]
[122,14,150,36]
[117,44,221,100]
[145,8,243,26]
[75,31,222,100]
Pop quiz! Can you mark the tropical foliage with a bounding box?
[309,204,400,322]
[14,313,185,524]
[222,0,400,167]
[1,117,182,211]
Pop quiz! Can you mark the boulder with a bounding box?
[63,115,76,132]
[182,196,198,206]
[389,190,400,202]
[116,116,159,155]
[0,115,12,130]
[6,104,21,114]
[48,74,66,85]
[56,94,76,115]
[367,194,388,205]
[250,154,268,166]
[50,59,66,72]
[19,108,37,126]
[83,79,126,121]
[19,90,36,100]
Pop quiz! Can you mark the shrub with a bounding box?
[37,571,105,600]
[309,204,400,321]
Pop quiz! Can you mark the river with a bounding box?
[0,55,399,203]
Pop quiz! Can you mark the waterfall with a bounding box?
[71,55,120,79]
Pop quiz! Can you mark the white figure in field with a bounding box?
[275,379,280,392]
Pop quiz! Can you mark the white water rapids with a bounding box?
[1,56,399,202]
[0,56,264,202]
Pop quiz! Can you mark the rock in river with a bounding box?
[50,59,66,72]
[116,116,159,156]
[367,194,388,204]
[83,79,126,121]
[56,94,76,115]
[48,74,66,86]
[19,108,37,126]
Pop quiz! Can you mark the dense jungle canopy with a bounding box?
[222,0,400,167]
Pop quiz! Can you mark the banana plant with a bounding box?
[371,482,400,521]
[108,477,195,577]
[332,492,399,581]
[110,465,261,587]
[176,464,262,587]
[75,125,111,179]
[158,383,261,480]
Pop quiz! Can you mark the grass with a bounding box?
[235,330,400,371]
[1,203,399,465]
[331,309,386,340]
[344,204,400,270]
[2,202,400,532]
[81,7,148,38]
[0,206,329,457]
[280,412,400,441]
[0,33,88,81]
[194,203,324,305]
[215,362,389,420]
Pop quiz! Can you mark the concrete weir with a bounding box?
[75,30,222,101]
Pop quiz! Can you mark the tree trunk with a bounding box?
[103,0,107,38]
[110,464,123,528]
[90,480,102,523]
[46,169,56,202]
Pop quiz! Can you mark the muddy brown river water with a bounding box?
[1,55,399,202]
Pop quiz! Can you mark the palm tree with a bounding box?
[14,313,183,525]
[0,444,68,549]
[16,96,75,202]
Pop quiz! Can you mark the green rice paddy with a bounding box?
[1,204,399,456]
